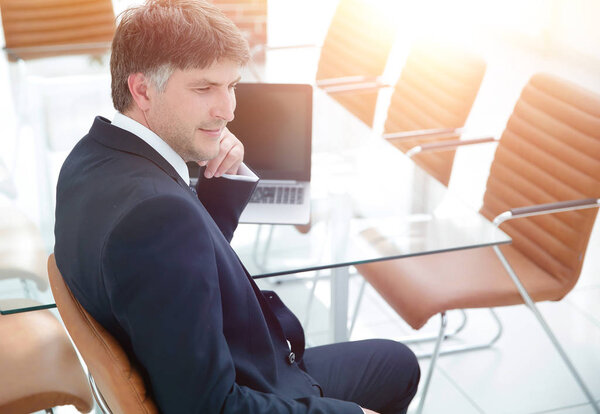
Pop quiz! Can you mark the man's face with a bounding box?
[145,59,241,163]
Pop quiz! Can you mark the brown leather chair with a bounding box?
[383,40,487,186]
[356,73,600,412]
[48,254,159,414]
[250,0,395,127]
[0,0,115,62]
[0,305,93,413]
[314,0,396,126]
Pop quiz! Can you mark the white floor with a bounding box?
[1,2,599,413]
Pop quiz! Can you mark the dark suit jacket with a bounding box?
[54,117,361,413]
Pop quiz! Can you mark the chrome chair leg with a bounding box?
[415,308,503,358]
[251,225,264,268]
[251,224,275,273]
[416,312,447,414]
[347,275,368,336]
[493,245,600,413]
[20,278,33,298]
[303,269,323,331]
[89,373,112,414]
[401,309,468,345]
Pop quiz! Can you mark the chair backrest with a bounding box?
[47,254,159,414]
[480,73,600,294]
[316,0,396,126]
[385,40,487,185]
[0,0,115,61]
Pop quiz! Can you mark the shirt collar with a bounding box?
[111,112,190,185]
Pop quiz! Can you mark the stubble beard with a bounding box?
[151,114,224,163]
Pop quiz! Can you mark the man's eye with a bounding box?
[195,87,210,93]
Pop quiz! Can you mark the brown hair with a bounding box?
[110,0,250,112]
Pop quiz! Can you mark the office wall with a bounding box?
[212,0,267,57]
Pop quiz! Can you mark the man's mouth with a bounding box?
[198,127,223,138]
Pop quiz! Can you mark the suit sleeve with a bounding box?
[102,195,362,414]
[195,171,257,242]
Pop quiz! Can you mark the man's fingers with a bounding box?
[204,130,244,178]
[213,144,243,177]
[204,135,234,178]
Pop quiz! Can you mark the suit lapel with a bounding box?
[88,116,192,192]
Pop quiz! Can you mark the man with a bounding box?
[54,1,420,413]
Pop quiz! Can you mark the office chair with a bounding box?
[48,254,159,414]
[355,73,600,413]
[250,0,396,126]
[314,0,396,126]
[0,0,114,62]
[0,304,93,413]
[341,40,489,340]
[299,42,488,336]
[383,40,487,186]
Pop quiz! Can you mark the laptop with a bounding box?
[228,82,313,225]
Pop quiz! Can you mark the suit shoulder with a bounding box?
[112,193,205,231]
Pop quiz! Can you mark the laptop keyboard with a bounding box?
[250,185,305,205]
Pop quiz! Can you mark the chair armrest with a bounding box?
[383,127,463,141]
[405,136,498,158]
[316,75,381,87]
[251,43,319,54]
[493,198,600,226]
[320,79,392,94]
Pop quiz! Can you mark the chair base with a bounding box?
[492,245,600,413]
[413,309,502,414]
[414,308,502,359]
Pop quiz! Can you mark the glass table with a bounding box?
[0,90,510,344]
[231,136,510,342]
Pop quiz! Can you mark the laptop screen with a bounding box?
[227,83,312,181]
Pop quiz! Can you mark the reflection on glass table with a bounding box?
[231,137,510,342]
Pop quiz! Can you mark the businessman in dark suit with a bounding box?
[54,1,419,413]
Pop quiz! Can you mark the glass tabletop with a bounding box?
[0,89,510,315]
[232,138,510,278]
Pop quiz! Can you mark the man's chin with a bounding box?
[192,149,219,165]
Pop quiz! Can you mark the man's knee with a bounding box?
[377,339,419,378]
[370,339,421,403]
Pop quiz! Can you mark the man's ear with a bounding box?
[127,73,152,112]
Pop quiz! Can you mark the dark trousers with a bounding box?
[301,339,421,414]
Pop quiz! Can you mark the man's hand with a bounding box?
[200,127,244,178]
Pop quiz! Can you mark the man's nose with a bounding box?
[210,89,235,122]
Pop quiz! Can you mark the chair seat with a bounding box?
[0,309,93,414]
[356,244,567,329]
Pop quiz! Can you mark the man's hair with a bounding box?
[110,0,250,112]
